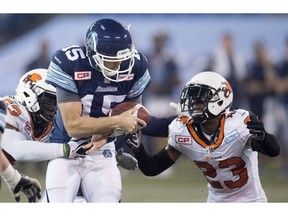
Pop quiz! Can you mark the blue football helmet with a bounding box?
[84,18,136,82]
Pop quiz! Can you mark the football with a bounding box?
[109,102,151,128]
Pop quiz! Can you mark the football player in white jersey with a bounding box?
[1,68,81,165]
[125,71,280,202]
[0,100,41,202]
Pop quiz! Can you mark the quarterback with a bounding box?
[44,18,149,202]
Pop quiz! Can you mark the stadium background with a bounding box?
[0,14,287,202]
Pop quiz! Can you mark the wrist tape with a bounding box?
[1,164,21,190]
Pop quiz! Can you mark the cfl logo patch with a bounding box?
[75,71,91,80]
[175,135,192,145]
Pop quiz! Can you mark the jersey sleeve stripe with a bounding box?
[126,69,151,99]
[46,62,78,94]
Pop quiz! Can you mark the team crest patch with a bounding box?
[75,71,91,80]
[103,149,112,158]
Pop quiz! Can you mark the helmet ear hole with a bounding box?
[217,101,223,106]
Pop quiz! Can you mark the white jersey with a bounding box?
[168,109,267,202]
[1,96,67,163]
[2,96,52,143]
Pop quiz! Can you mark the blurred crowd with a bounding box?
[1,14,287,178]
[0,14,53,47]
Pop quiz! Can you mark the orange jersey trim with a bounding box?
[187,115,225,150]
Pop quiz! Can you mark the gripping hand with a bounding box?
[13,175,42,202]
[65,139,91,158]
[125,132,141,151]
[247,115,266,142]
[116,148,138,170]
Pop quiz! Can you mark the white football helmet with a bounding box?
[15,68,56,125]
[180,71,233,123]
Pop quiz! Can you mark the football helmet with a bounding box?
[180,71,233,124]
[15,68,57,125]
[84,18,136,82]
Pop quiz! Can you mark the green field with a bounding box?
[1,156,287,203]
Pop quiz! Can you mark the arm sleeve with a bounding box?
[141,115,177,137]
[1,129,65,162]
[251,132,280,157]
[56,86,81,104]
[133,144,175,176]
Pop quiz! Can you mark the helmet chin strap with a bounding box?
[190,108,218,124]
[191,113,208,124]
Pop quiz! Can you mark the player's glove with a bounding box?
[13,175,42,202]
[116,148,138,170]
[64,139,92,158]
[247,115,266,142]
[169,101,188,116]
[1,164,41,202]
[125,132,141,151]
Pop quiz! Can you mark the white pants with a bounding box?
[43,148,121,202]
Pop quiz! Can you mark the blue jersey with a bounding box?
[46,45,150,143]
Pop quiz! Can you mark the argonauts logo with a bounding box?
[103,149,112,158]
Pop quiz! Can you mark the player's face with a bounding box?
[190,99,206,115]
[103,61,122,71]
[40,93,57,123]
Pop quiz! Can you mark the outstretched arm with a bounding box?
[125,132,180,176]
[141,115,177,137]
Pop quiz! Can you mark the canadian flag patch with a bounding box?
[75,71,91,80]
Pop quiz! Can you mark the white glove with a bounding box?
[169,102,182,116]
[1,164,41,202]
[116,148,138,170]
[169,101,188,116]
[66,139,90,158]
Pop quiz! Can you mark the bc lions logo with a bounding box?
[23,73,42,83]
[222,81,232,98]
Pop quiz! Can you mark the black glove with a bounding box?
[116,148,138,170]
[13,175,42,202]
[247,115,266,142]
[125,132,141,151]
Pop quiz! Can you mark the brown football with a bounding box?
[109,102,151,128]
